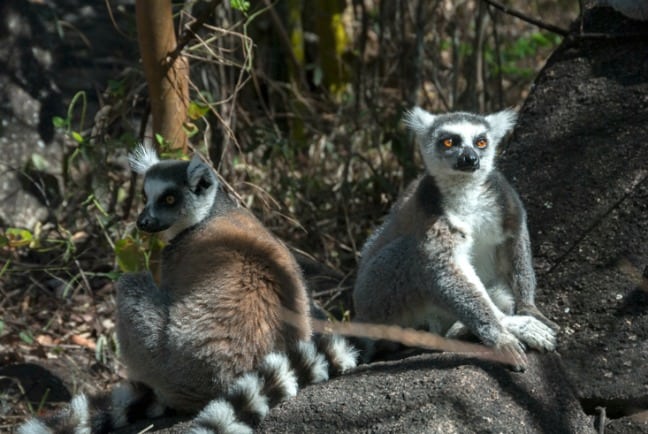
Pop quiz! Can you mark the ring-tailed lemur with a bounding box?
[19,145,357,434]
[352,107,558,371]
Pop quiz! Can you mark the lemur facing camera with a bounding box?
[353,107,558,371]
[19,145,357,434]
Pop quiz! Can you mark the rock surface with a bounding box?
[500,7,648,432]
[259,353,593,434]
[107,353,593,434]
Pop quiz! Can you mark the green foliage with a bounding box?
[114,233,164,273]
[487,31,562,79]
[52,90,87,144]
[188,100,210,120]
[230,0,250,14]
[107,78,127,98]
[95,334,116,364]
[3,228,33,248]
[18,330,35,345]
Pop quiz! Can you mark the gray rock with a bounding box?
[499,6,648,430]
[258,352,593,434]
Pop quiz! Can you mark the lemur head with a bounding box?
[404,107,517,179]
[128,144,219,241]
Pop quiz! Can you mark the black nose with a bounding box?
[136,213,159,232]
[456,150,480,171]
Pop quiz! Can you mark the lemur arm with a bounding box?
[419,236,527,369]
[116,272,169,355]
[507,212,560,331]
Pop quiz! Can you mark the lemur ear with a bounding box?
[128,143,160,175]
[187,153,216,193]
[403,107,437,139]
[485,109,517,144]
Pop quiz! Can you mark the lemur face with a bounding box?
[129,145,218,241]
[429,119,492,174]
[404,107,517,179]
[138,161,191,234]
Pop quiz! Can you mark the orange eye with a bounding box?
[164,195,175,205]
[476,138,488,149]
[442,138,453,148]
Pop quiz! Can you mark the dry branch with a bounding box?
[482,0,568,36]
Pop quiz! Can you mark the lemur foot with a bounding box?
[494,331,528,372]
[517,305,560,332]
[502,315,556,352]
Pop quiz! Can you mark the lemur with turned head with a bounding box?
[353,107,558,370]
[19,145,357,434]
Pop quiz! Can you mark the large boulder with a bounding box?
[109,353,592,434]
[499,6,648,433]
[259,353,592,434]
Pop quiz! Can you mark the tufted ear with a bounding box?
[403,107,437,139]
[128,143,160,175]
[186,153,217,193]
[485,109,517,145]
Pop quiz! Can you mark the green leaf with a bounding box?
[71,131,84,144]
[108,79,126,97]
[30,153,49,170]
[103,271,121,281]
[114,236,144,272]
[183,122,199,138]
[155,133,167,149]
[52,116,68,129]
[0,319,5,335]
[6,228,33,248]
[188,101,210,120]
[231,0,250,13]
[19,330,34,345]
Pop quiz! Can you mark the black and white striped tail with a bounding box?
[191,338,357,433]
[17,338,357,434]
[17,382,162,434]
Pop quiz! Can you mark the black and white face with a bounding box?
[427,118,494,176]
[138,162,189,234]
[137,161,190,233]
[404,107,517,179]
[132,154,218,241]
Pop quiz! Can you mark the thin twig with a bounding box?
[104,0,132,39]
[596,406,606,434]
[548,171,648,275]
[165,0,223,68]
[487,5,504,108]
[481,0,568,36]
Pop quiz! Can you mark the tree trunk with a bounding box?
[135,0,189,152]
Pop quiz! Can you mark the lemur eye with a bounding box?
[442,138,453,148]
[475,138,488,149]
[164,195,176,205]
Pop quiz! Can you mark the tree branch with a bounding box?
[481,0,568,37]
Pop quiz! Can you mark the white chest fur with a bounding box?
[444,186,505,287]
